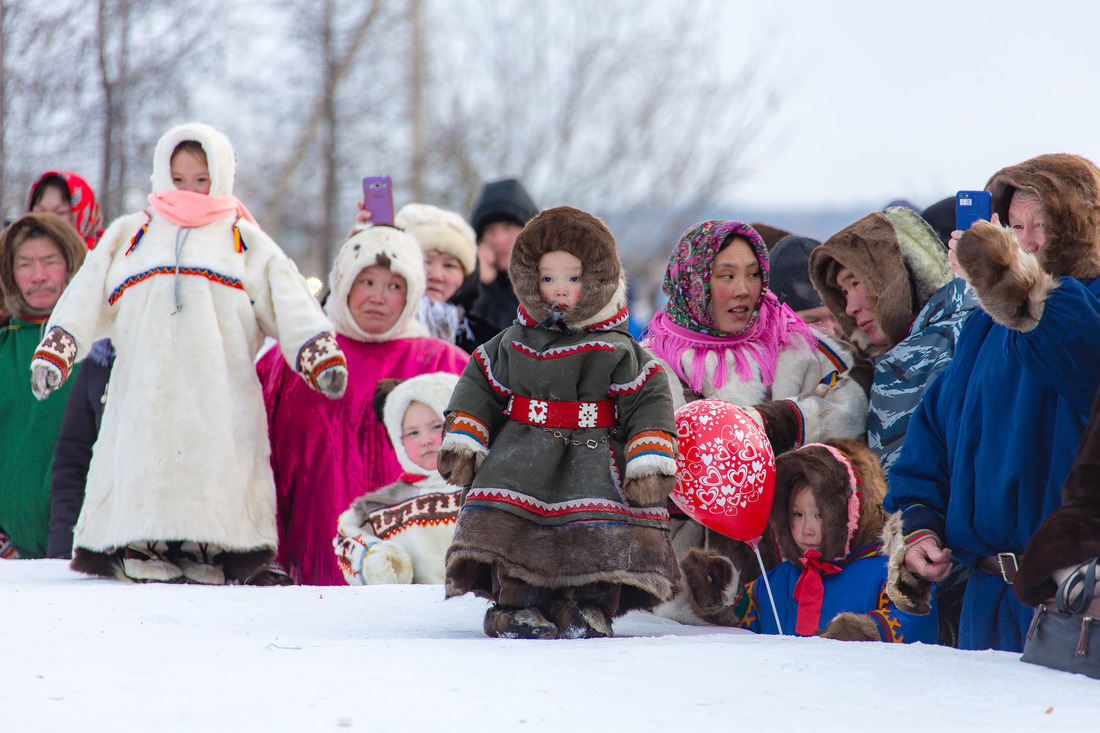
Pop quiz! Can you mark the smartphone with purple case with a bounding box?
[362,176,395,227]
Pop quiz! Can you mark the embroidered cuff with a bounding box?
[33,327,78,384]
[625,430,677,479]
[446,411,490,450]
[296,332,346,392]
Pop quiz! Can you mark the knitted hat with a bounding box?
[508,205,623,324]
[150,122,237,197]
[771,438,887,563]
[0,211,87,319]
[469,178,538,241]
[767,235,823,311]
[325,226,428,343]
[395,203,478,276]
[810,206,951,353]
[985,153,1100,279]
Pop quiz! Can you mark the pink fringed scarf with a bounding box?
[643,220,817,393]
[148,189,257,228]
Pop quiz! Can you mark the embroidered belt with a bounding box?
[506,394,617,429]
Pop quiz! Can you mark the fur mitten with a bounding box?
[818,612,880,641]
[31,326,78,400]
[316,364,348,399]
[955,220,1057,332]
[623,473,675,507]
[744,401,800,453]
[437,444,480,488]
[297,332,348,399]
[681,548,741,622]
[883,512,934,614]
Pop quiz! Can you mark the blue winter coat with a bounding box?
[885,276,1100,652]
[735,542,939,643]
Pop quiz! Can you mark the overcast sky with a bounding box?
[720,1,1097,210]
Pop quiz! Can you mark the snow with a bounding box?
[2,560,1096,732]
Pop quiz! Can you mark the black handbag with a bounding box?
[1021,558,1100,679]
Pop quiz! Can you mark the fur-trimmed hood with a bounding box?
[810,207,951,354]
[0,211,87,319]
[374,372,459,479]
[396,203,478,276]
[986,153,1100,279]
[325,226,428,343]
[150,122,236,197]
[771,438,887,563]
[508,206,625,325]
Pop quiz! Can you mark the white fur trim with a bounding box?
[881,206,952,307]
[381,372,459,476]
[624,453,677,481]
[396,203,477,276]
[576,277,629,328]
[325,226,428,342]
[150,122,236,196]
[440,431,489,457]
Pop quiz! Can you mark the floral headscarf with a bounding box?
[644,220,816,392]
[27,170,104,248]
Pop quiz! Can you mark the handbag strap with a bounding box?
[1056,557,1099,616]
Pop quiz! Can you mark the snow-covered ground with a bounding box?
[2,560,1096,732]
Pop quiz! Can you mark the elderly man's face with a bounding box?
[13,236,68,313]
[1008,192,1046,254]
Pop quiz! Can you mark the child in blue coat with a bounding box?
[732,438,938,642]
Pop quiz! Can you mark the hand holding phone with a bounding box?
[362,176,394,227]
[955,190,992,232]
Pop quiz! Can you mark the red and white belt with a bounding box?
[506,394,617,429]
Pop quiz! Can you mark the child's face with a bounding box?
[538,250,583,311]
[170,150,211,195]
[400,401,445,472]
[423,249,465,303]
[789,484,823,556]
[347,264,408,334]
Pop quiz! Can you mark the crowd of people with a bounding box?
[2,121,1099,675]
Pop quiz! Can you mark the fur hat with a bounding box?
[809,206,951,354]
[508,205,625,325]
[770,438,887,563]
[986,153,1100,279]
[0,211,87,320]
[372,372,460,477]
[469,178,538,241]
[395,203,478,276]
[325,226,428,343]
[150,122,236,197]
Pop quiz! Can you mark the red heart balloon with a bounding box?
[671,400,776,545]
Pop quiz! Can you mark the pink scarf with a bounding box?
[147,190,257,228]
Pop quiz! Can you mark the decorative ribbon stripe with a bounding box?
[815,338,849,373]
[510,340,617,361]
[781,399,805,446]
[870,608,903,642]
[586,305,630,331]
[626,430,676,463]
[609,360,663,396]
[463,487,669,528]
[108,266,245,305]
[506,394,617,429]
[472,346,513,398]
[367,490,462,540]
[232,214,248,253]
[125,212,152,255]
[449,411,490,448]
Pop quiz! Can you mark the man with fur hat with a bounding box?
[731,439,938,643]
[467,178,538,332]
[0,212,86,558]
[438,206,678,639]
[884,154,1100,652]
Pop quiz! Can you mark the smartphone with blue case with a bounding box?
[955,190,992,231]
[362,176,395,227]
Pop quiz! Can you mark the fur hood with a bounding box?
[986,153,1100,279]
[396,203,478,276]
[373,372,459,478]
[325,226,428,343]
[0,211,87,319]
[508,205,625,325]
[810,207,951,354]
[771,438,887,563]
[150,122,236,197]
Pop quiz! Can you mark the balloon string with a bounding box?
[754,543,784,635]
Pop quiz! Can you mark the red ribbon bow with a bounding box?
[792,549,841,636]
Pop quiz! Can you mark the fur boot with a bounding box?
[483,606,559,640]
